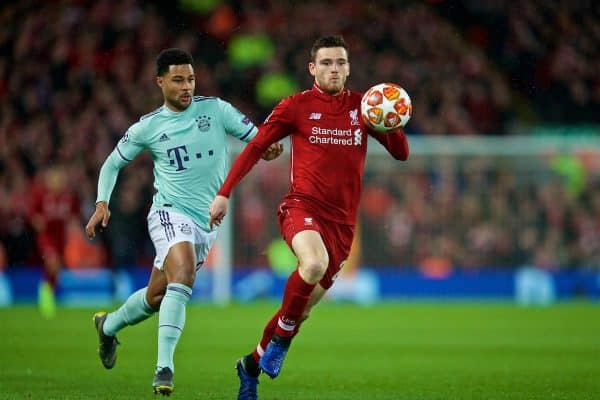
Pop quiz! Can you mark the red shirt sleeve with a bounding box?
[368,127,410,160]
[218,97,294,198]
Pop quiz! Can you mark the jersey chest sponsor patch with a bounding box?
[308,126,363,147]
[306,108,363,147]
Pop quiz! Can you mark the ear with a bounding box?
[308,62,316,77]
[156,76,163,88]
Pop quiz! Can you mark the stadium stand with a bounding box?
[0,0,598,273]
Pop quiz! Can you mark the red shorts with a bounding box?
[277,206,355,289]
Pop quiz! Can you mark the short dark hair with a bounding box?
[310,35,348,62]
[156,48,194,76]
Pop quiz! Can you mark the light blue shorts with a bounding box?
[147,209,217,271]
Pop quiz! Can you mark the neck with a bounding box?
[314,82,343,96]
[164,102,187,112]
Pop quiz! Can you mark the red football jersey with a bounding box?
[219,84,409,225]
[29,181,80,255]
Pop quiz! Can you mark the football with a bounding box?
[360,83,412,132]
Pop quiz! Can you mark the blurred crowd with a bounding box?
[235,153,600,271]
[0,0,598,271]
[358,154,600,271]
[447,0,600,126]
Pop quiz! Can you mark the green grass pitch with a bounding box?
[1,302,599,399]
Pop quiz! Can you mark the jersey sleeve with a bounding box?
[368,127,410,160]
[218,96,294,197]
[96,123,146,204]
[218,98,258,142]
[114,122,146,162]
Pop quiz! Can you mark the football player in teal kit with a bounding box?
[85,48,282,395]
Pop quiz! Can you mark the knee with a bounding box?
[172,272,195,286]
[299,258,328,283]
[166,263,196,287]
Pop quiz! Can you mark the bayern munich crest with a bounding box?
[179,223,192,235]
[195,115,211,132]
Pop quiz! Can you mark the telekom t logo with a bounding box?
[167,145,215,171]
[167,145,189,171]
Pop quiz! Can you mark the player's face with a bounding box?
[157,64,195,111]
[309,47,349,95]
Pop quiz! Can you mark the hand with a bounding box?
[85,201,111,239]
[261,142,284,161]
[209,195,229,229]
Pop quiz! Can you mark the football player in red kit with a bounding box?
[30,164,80,318]
[209,35,409,400]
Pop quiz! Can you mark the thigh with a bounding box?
[145,240,200,307]
[290,230,329,268]
[318,223,355,289]
[148,209,207,271]
[163,241,196,286]
[279,207,328,263]
[278,207,319,248]
[193,226,218,270]
[278,207,354,288]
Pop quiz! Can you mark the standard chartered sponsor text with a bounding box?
[311,126,352,136]
[310,126,357,146]
[309,135,355,145]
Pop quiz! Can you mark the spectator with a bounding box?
[0,0,598,278]
[29,164,80,318]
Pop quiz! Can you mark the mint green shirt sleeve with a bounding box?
[96,150,125,204]
[96,123,145,204]
[218,98,258,142]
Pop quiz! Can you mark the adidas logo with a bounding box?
[308,112,321,120]
[159,133,170,142]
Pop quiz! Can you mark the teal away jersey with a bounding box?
[97,96,257,232]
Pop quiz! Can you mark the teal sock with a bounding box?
[104,287,154,336]
[156,283,192,372]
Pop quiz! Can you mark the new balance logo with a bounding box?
[308,113,322,120]
[159,133,170,142]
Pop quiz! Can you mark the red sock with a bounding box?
[253,310,306,362]
[274,269,315,338]
[252,270,315,361]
